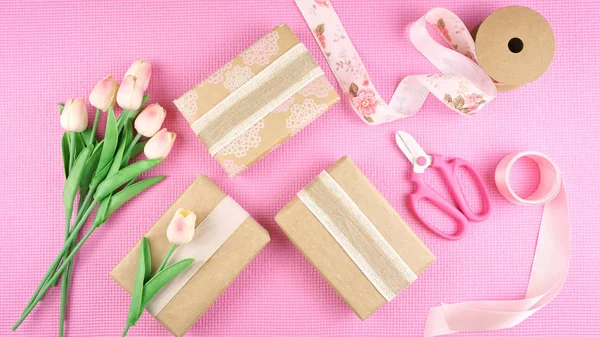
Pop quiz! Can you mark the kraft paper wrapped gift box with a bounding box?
[275,156,435,320]
[174,23,340,178]
[111,174,270,337]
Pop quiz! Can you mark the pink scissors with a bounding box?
[395,131,491,240]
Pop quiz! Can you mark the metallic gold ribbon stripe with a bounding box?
[190,43,323,156]
[297,171,417,302]
[145,196,249,316]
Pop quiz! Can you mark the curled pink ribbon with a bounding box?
[295,1,497,125]
[424,152,570,336]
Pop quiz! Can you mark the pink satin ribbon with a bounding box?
[295,1,497,125]
[424,152,570,336]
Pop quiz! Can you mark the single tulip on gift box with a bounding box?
[111,174,271,337]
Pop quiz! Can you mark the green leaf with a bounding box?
[63,145,93,218]
[80,128,95,146]
[106,132,130,180]
[62,133,70,178]
[127,94,150,122]
[79,141,104,196]
[58,103,65,115]
[92,194,112,228]
[137,258,195,321]
[94,176,165,227]
[130,141,147,161]
[142,237,152,283]
[72,132,86,160]
[92,107,118,187]
[126,237,148,328]
[94,159,163,200]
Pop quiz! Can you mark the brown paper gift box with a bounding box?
[174,23,340,178]
[110,174,270,337]
[275,156,435,320]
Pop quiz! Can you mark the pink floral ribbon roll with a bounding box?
[295,0,497,125]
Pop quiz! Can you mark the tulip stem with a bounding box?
[13,222,99,331]
[13,200,98,331]
[90,108,100,144]
[156,244,177,274]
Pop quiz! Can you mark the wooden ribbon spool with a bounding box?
[471,6,555,91]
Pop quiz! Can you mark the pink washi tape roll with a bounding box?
[424,152,570,337]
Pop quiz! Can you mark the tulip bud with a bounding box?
[134,103,166,137]
[116,75,144,110]
[60,98,88,132]
[124,60,152,91]
[144,128,176,159]
[89,75,119,112]
[166,208,196,245]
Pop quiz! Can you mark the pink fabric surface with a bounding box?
[1,1,598,336]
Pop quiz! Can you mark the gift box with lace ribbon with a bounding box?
[276,156,435,319]
[174,24,339,177]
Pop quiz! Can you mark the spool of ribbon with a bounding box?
[294,1,554,125]
[424,152,569,336]
[145,196,249,316]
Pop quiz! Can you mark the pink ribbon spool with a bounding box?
[424,152,570,336]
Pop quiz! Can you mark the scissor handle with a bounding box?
[409,173,469,240]
[430,154,492,222]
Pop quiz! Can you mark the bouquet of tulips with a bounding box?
[12,60,177,336]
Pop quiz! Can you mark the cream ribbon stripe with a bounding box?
[298,171,417,301]
[190,42,324,156]
[146,196,249,316]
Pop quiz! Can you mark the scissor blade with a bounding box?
[395,131,427,164]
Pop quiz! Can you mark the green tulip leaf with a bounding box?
[136,258,194,322]
[94,176,165,227]
[94,159,163,201]
[79,141,104,196]
[126,237,148,328]
[58,103,64,115]
[93,107,118,185]
[61,133,70,178]
[106,132,129,180]
[130,141,147,159]
[80,128,95,146]
[92,194,112,228]
[117,94,149,132]
[142,236,152,283]
[63,145,93,218]
[72,132,86,160]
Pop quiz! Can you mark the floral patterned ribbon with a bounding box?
[295,0,497,125]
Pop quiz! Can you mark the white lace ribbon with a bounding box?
[298,171,417,301]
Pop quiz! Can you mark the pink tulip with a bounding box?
[60,98,88,132]
[134,103,166,137]
[116,75,144,110]
[89,75,119,111]
[166,208,196,245]
[124,60,152,91]
[144,128,176,159]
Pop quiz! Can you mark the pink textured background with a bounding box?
[1,0,599,336]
